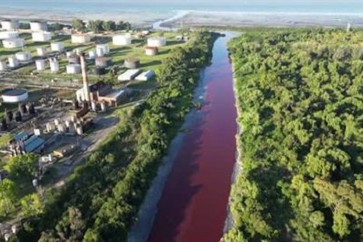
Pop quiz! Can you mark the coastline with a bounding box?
[1,8,363,29]
[127,70,207,242]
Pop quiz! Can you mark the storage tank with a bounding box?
[75,125,83,135]
[145,46,158,56]
[1,20,19,30]
[37,47,48,56]
[35,59,46,71]
[51,42,64,52]
[88,50,96,59]
[2,38,24,48]
[8,56,19,68]
[147,37,166,47]
[68,54,80,64]
[96,47,104,57]
[71,34,91,44]
[0,59,7,71]
[95,57,111,67]
[66,64,81,74]
[2,89,29,103]
[16,52,32,61]
[124,57,140,69]
[0,31,19,40]
[46,122,55,132]
[32,31,52,42]
[94,66,106,75]
[91,100,97,112]
[112,35,132,46]
[30,21,48,31]
[49,58,59,72]
[96,44,109,55]
[57,123,66,133]
[100,102,107,112]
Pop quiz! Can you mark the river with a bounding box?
[145,33,237,242]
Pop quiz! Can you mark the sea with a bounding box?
[1,0,363,15]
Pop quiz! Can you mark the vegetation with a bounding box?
[72,18,131,33]
[224,29,363,242]
[12,31,218,241]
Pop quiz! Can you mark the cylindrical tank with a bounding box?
[76,125,83,135]
[95,57,110,68]
[88,50,96,59]
[37,47,47,56]
[147,37,167,47]
[68,54,80,64]
[71,116,77,122]
[28,103,35,114]
[51,42,64,52]
[0,31,19,40]
[2,38,24,48]
[32,31,52,42]
[8,56,19,68]
[15,111,22,122]
[112,35,132,46]
[94,66,106,75]
[6,110,13,122]
[1,20,19,30]
[66,64,81,74]
[96,47,104,57]
[66,51,73,58]
[145,46,159,56]
[35,59,46,71]
[71,34,91,44]
[46,122,55,132]
[15,52,32,61]
[30,21,48,31]
[100,102,106,112]
[124,57,140,69]
[49,58,59,72]
[91,100,97,112]
[57,123,65,132]
[0,59,7,71]
[54,119,60,126]
[96,44,109,55]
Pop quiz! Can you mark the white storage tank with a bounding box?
[113,35,132,46]
[16,52,32,61]
[30,21,48,31]
[8,56,19,68]
[35,59,46,71]
[1,89,29,103]
[51,42,64,52]
[2,38,24,48]
[1,20,19,30]
[71,34,91,44]
[49,58,59,72]
[0,31,19,40]
[0,59,7,71]
[145,46,159,56]
[88,50,96,59]
[147,37,167,47]
[37,47,48,56]
[96,47,104,57]
[96,44,109,55]
[66,51,73,58]
[66,64,81,74]
[32,31,52,42]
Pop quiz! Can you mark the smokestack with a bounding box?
[80,52,91,102]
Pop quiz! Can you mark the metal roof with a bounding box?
[24,135,44,153]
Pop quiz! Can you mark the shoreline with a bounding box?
[1,8,363,29]
[126,70,207,242]
[222,55,243,238]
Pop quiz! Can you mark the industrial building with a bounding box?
[8,131,45,156]
[118,69,141,81]
[76,81,127,106]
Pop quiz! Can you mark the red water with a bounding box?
[148,35,237,242]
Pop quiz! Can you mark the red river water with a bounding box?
[148,33,237,242]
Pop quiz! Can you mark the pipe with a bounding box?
[80,53,91,102]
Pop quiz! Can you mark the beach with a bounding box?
[1,7,363,28]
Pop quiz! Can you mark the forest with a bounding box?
[9,31,218,241]
[224,29,363,242]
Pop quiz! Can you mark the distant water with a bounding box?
[1,0,363,15]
